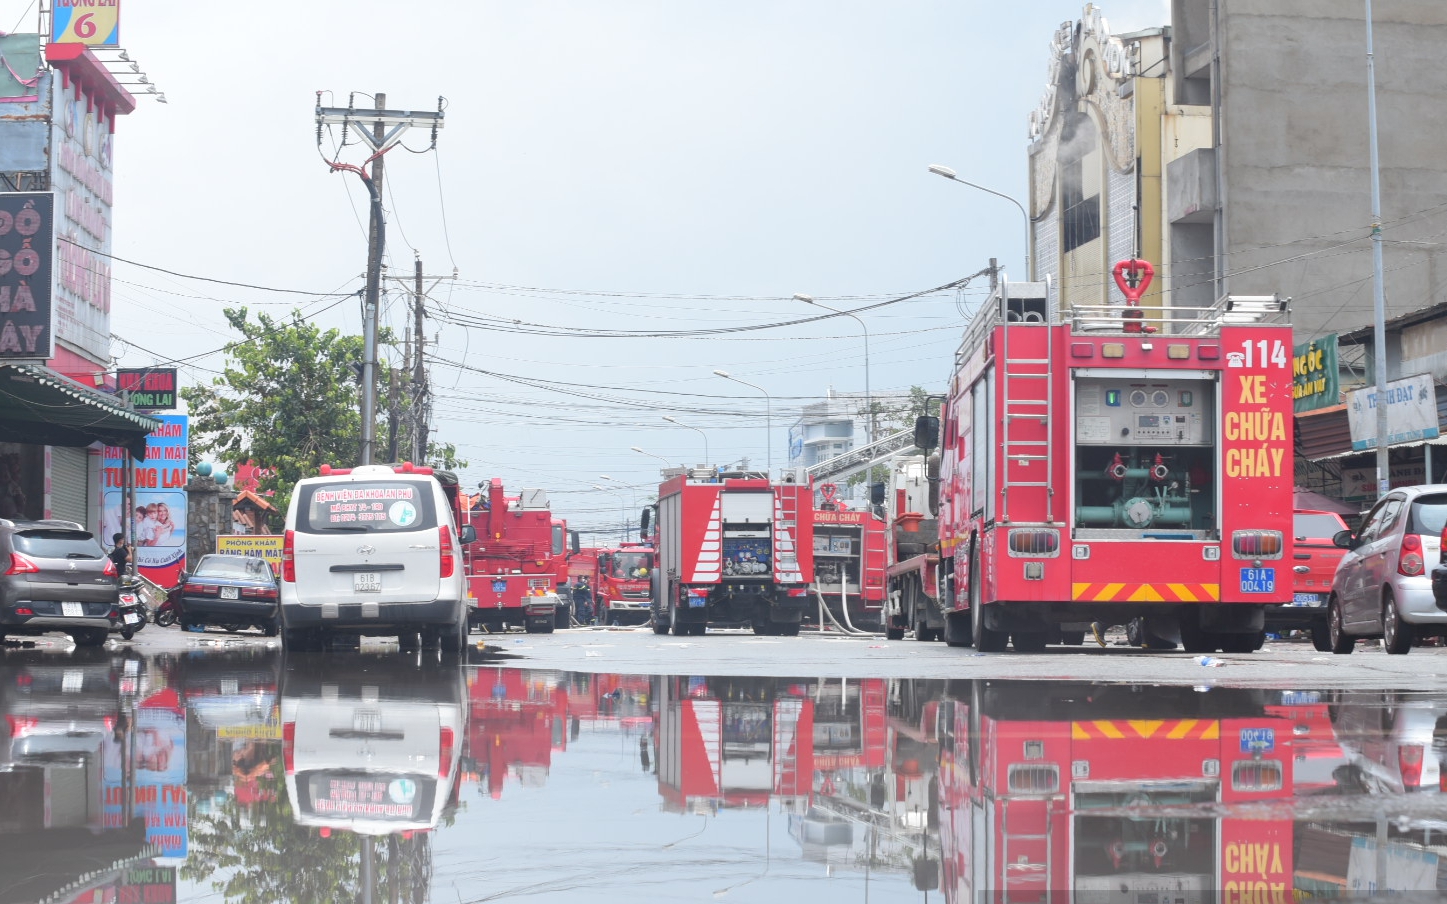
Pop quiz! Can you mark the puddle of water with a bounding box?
[1,646,1441,900]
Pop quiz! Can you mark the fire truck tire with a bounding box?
[914,615,939,643]
[1310,622,1334,652]
[1059,630,1085,646]
[1178,609,1216,654]
[1327,595,1354,654]
[885,624,905,641]
[1218,631,1263,653]
[689,624,708,636]
[943,611,971,647]
[772,622,799,637]
[1011,632,1047,653]
[651,615,670,635]
[968,558,1007,652]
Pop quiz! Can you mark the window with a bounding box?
[1061,154,1100,253]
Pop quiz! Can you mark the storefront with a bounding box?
[0,362,159,526]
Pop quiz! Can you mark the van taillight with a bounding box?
[4,552,39,576]
[283,722,296,774]
[1399,744,1425,790]
[1400,534,1425,577]
[282,530,296,583]
[439,726,455,777]
[440,525,455,578]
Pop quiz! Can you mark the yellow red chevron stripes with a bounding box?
[1071,582,1221,602]
[1071,719,1220,740]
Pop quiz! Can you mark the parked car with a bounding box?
[1328,485,1447,655]
[0,519,118,647]
[1265,509,1350,652]
[179,554,281,635]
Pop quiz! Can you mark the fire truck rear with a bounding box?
[650,468,815,636]
[810,483,888,632]
[936,681,1294,903]
[465,479,566,634]
[919,268,1293,652]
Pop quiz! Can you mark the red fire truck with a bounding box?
[650,468,816,636]
[913,269,1293,652]
[464,668,569,799]
[810,483,888,632]
[594,542,656,626]
[464,479,567,634]
[936,680,1294,903]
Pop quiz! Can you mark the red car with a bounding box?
[1264,509,1350,651]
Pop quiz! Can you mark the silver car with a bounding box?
[1328,484,1447,655]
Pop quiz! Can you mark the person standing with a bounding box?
[108,533,130,576]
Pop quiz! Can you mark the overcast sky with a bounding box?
[11,0,1169,538]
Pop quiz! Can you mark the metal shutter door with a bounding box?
[50,445,89,524]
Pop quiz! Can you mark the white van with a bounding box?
[279,464,475,652]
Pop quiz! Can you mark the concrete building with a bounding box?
[1027,1,1447,345]
[788,389,915,471]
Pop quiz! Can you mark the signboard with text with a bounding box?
[0,192,54,359]
[50,70,115,361]
[118,367,177,410]
[1347,374,1441,451]
[102,415,188,586]
[216,534,284,575]
[1292,334,1338,413]
[51,0,121,46]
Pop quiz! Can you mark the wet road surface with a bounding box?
[3,628,1446,900]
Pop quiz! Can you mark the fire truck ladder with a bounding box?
[999,796,1055,902]
[998,294,1055,524]
[803,428,915,485]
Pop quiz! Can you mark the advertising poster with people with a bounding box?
[102,415,189,586]
[135,688,189,858]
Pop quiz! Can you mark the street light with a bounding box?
[662,415,709,467]
[713,370,772,476]
[927,164,1030,280]
[592,484,628,543]
[630,445,672,469]
[794,294,872,444]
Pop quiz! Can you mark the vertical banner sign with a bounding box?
[102,415,189,586]
[50,0,121,46]
[0,192,54,359]
[1292,334,1338,413]
[51,71,114,361]
[1219,327,1295,603]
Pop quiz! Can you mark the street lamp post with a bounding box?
[794,294,872,444]
[662,415,710,467]
[592,484,628,544]
[630,445,672,470]
[927,164,1030,280]
[600,474,642,535]
[713,370,772,476]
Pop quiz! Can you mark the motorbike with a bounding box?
[153,580,183,628]
[115,576,150,641]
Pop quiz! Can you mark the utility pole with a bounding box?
[316,91,445,465]
[414,256,428,464]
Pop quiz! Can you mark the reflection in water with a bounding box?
[6,644,1447,900]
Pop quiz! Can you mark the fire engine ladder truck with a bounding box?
[803,428,916,485]
[997,283,1056,524]
[999,795,1056,902]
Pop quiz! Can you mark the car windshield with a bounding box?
[297,480,438,533]
[195,556,273,580]
[13,530,102,559]
[1294,513,1346,540]
[1408,494,1447,538]
[611,552,652,579]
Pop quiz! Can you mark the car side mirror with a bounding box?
[570,530,581,555]
[1332,529,1356,550]
[640,508,652,536]
[458,524,477,545]
[869,482,886,507]
[914,415,940,451]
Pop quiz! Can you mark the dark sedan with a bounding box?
[179,554,280,635]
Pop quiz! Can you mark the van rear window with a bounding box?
[297,481,438,533]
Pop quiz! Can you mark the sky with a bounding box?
[10,0,1169,539]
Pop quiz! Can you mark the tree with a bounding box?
[846,385,937,488]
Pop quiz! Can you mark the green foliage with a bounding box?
[846,385,936,486]
[181,307,397,513]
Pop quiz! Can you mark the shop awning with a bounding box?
[0,363,162,458]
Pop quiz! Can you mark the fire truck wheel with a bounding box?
[1218,631,1263,653]
[971,605,1008,653]
[1011,632,1047,653]
[651,613,670,635]
[943,611,971,647]
[671,618,691,636]
[772,622,799,637]
[1178,609,1216,654]
[885,624,905,641]
[1059,630,1085,646]
[1327,595,1355,654]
